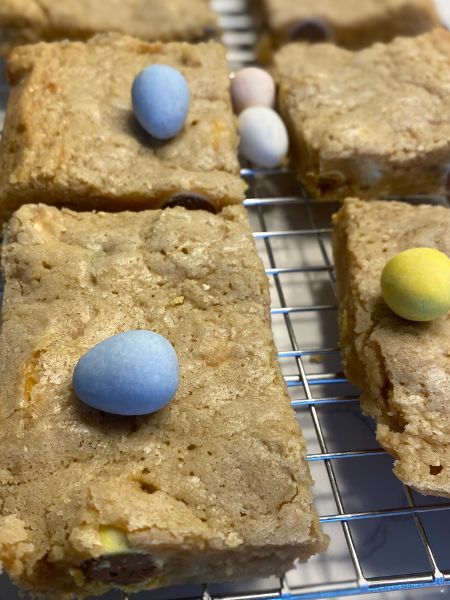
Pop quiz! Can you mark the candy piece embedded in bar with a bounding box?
[333,197,450,497]
[0,204,327,598]
[0,34,246,221]
[256,0,440,58]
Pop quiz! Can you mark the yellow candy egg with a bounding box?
[99,525,130,554]
[381,247,450,322]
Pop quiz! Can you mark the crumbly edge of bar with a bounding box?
[0,174,247,224]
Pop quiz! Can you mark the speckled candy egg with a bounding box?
[73,330,179,416]
[132,65,190,140]
[231,67,276,114]
[239,106,288,168]
[381,247,450,322]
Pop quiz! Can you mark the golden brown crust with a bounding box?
[273,29,450,201]
[0,0,220,53]
[258,0,440,56]
[0,204,327,598]
[0,34,246,221]
[333,197,450,497]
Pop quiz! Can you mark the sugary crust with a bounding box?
[333,197,450,497]
[273,29,450,201]
[0,0,220,53]
[0,204,327,598]
[0,34,246,221]
[257,0,440,57]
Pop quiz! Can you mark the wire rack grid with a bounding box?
[1,1,450,599]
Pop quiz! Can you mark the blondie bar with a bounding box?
[257,0,440,58]
[333,197,450,497]
[0,204,327,598]
[0,0,220,54]
[273,29,450,201]
[0,34,245,221]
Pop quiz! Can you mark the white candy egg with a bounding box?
[238,107,289,168]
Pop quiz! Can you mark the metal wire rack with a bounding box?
[1,1,450,599]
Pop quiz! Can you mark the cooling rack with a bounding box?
[1,1,450,599]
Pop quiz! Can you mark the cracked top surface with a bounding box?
[0,0,220,50]
[0,34,245,220]
[273,29,450,198]
[0,204,325,596]
[333,198,450,497]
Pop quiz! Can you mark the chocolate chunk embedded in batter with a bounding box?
[286,19,333,43]
[164,192,217,213]
[82,552,159,585]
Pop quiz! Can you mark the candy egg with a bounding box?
[132,65,190,140]
[99,526,130,554]
[381,247,450,322]
[73,330,179,416]
[82,526,157,585]
[238,106,288,168]
[231,67,276,114]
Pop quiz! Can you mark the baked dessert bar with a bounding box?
[333,197,450,497]
[0,34,246,221]
[0,203,327,598]
[257,0,440,58]
[0,0,220,54]
[273,29,450,201]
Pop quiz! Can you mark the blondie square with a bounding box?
[0,0,220,54]
[0,203,327,598]
[0,34,246,221]
[273,29,450,201]
[333,197,450,497]
[257,0,440,57]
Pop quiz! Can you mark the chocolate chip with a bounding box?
[430,465,443,476]
[202,26,220,41]
[81,552,159,585]
[286,19,333,44]
[164,192,217,213]
[316,170,346,194]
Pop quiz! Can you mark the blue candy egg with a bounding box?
[73,330,179,416]
[132,65,190,140]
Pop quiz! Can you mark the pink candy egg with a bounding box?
[231,67,276,114]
